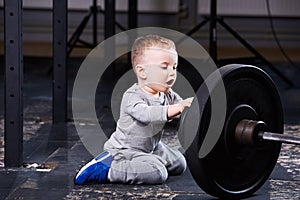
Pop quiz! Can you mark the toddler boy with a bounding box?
[75,34,193,185]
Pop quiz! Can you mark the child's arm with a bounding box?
[167,97,193,118]
[126,93,170,124]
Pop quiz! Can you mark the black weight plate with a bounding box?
[184,64,283,199]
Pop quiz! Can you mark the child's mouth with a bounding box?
[166,80,174,85]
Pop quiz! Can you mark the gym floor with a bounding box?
[0,56,299,199]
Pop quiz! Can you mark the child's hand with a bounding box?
[167,97,194,118]
[168,97,194,118]
[179,97,194,109]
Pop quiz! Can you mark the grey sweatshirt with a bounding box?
[107,83,182,153]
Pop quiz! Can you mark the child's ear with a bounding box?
[135,65,147,80]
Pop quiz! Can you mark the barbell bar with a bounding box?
[236,119,300,145]
[179,64,299,199]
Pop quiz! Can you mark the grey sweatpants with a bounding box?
[104,140,187,184]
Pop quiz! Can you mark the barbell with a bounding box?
[178,64,300,199]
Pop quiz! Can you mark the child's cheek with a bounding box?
[157,72,167,83]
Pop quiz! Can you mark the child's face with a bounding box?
[140,47,178,93]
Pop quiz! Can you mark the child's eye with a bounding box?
[160,64,168,69]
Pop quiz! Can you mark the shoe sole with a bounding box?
[75,151,112,185]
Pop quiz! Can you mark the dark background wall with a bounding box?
[0,0,299,62]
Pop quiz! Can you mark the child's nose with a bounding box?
[169,68,176,76]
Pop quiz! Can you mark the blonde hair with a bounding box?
[131,35,176,67]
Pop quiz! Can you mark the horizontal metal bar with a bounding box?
[261,132,300,145]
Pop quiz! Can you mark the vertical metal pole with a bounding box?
[4,0,23,167]
[104,0,115,39]
[53,0,67,123]
[93,0,98,46]
[104,0,115,79]
[209,0,217,62]
[128,0,138,64]
[128,0,138,30]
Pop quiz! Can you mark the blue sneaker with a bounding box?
[74,151,113,185]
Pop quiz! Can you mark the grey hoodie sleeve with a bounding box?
[124,92,168,124]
